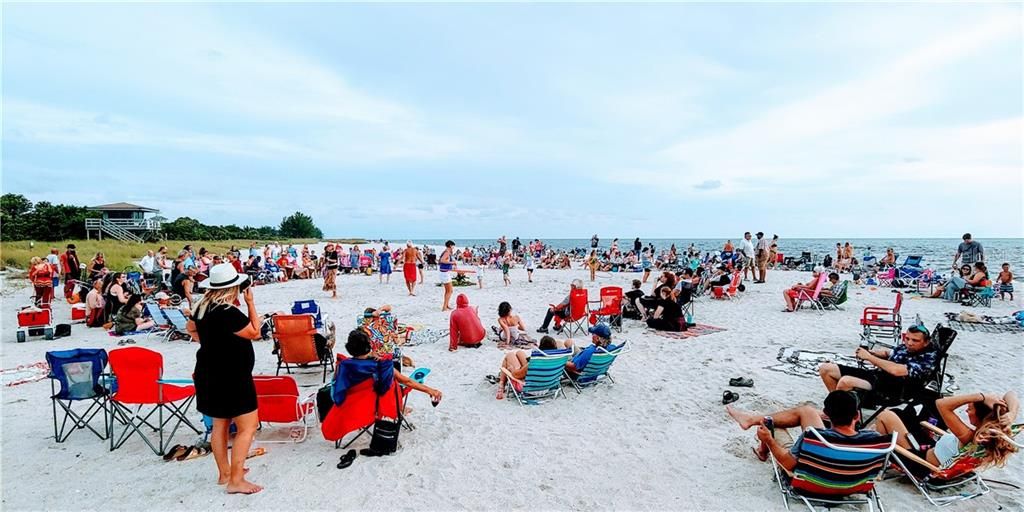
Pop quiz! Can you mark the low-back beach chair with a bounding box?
[274,314,333,383]
[253,375,318,443]
[794,273,829,313]
[321,365,417,449]
[860,292,903,349]
[819,280,849,311]
[897,256,925,288]
[712,272,741,300]
[959,285,994,308]
[566,344,627,393]
[160,307,192,341]
[891,421,1023,507]
[501,348,572,405]
[770,428,897,511]
[46,348,111,443]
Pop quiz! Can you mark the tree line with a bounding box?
[0,194,323,241]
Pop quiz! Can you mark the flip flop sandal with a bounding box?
[751,446,769,462]
[729,377,754,387]
[337,449,357,469]
[174,445,196,461]
[246,447,266,459]
[485,375,499,385]
[163,444,187,461]
[180,444,212,461]
[359,448,385,457]
[722,390,740,405]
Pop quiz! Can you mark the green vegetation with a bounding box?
[0,238,366,271]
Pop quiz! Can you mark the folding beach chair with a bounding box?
[274,314,334,383]
[291,300,324,329]
[858,324,956,427]
[794,273,829,313]
[558,288,590,338]
[321,371,414,449]
[160,307,192,341]
[860,292,903,349]
[253,375,318,443]
[566,344,627,393]
[897,256,925,288]
[358,312,413,359]
[891,421,1023,507]
[108,346,202,455]
[46,348,111,443]
[589,286,623,333]
[959,285,994,308]
[501,348,572,405]
[819,281,849,311]
[770,428,897,511]
[712,272,742,300]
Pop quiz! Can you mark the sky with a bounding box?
[2,3,1022,239]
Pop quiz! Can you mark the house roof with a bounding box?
[88,202,160,213]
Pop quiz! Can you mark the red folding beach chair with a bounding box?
[254,375,318,443]
[712,272,741,300]
[589,286,623,333]
[860,291,902,348]
[557,288,590,337]
[108,346,202,455]
[320,376,410,449]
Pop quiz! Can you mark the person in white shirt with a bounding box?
[755,232,772,283]
[739,232,755,281]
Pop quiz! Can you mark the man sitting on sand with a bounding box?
[449,293,485,351]
[536,279,583,334]
[818,325,938,395]
[726,390,882,467]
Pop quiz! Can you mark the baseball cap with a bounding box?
[588,323,612,339]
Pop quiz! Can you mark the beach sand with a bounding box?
[2,254,1022,510]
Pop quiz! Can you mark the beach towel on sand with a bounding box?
[944,311,1024,333]
[2,362,50,387]
[649,324,726,340]
[766,347,859,378]
[405,327,448,346]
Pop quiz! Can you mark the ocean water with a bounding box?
[400,238,1024,280]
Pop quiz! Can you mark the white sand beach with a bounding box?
[2,252,1022,511]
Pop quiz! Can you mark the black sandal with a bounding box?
[337,449,357,469]
[485,375,499,385]
[722,390,740,405]
[162,444,187,461]
[729,377,754,388]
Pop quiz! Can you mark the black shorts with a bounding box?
[837,364,903,395]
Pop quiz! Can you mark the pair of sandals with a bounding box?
[116,338,137,346]
[162,443,211,461]
[721,377,755,405]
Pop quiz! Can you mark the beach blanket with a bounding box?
[2,362,49,387]
[766,347,859,378]
[406,327,448,346]
[944,311,1024,333]
[649,324,726,340]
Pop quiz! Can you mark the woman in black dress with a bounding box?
[187,263,263,494]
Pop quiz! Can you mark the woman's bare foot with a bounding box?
[218,468,250,485]
[226,479,263,494]
[726,405,763,430]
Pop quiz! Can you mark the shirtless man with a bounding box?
[400,241,422,296]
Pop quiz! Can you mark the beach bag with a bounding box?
[54,323,72,338]
[368,378,401,454]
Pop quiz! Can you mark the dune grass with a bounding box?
[0,238,365,271]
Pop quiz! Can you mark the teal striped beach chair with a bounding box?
[501,349,571,405]
[566,344,627,393]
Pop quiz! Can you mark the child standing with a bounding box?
[998,262,1014,300]
[477,262,486,289]
[587,250,599,282]
[502,251,511,286]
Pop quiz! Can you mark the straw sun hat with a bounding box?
[198,263,249,289]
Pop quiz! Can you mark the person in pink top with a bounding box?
[449,293,485,351]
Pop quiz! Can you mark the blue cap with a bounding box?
[588,323,612,339]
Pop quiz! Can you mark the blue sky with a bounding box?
[3,3,1021,239]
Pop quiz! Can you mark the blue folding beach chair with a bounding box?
[291,300,323,329]
[566,344,627,393]
[897,255,925,288]
[46,348,111,443]
[161,308,192,341]
[501,348,571,405]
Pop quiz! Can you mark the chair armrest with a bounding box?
[917,421,947,436]
[158,378,194,385]
[894,445,940,473]
[499,367,524,385]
